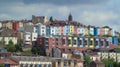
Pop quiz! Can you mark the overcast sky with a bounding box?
[0,0,120,32]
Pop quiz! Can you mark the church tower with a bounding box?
[68,13,73,21]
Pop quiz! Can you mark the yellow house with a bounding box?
[68,37,72,47]
[89,38,94,49]
[84,27,89,36]
[70,25,74,35]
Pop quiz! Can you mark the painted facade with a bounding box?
[84,27,89,35]
[89,37,94,49]
[70,25,74,35]
[64,25,70,35]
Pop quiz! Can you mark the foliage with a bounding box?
[118,37,120,43]
[4,40,23,52]
[22,50,32,54]
[31,45,46,56]
[49,16,54,22]
[102,58,115,67]
[15,43,23,52]
[0,64,4,67]
[84,55,92,67]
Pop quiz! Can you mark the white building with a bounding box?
[54,26,60,35]
[38,23,46,36]
[104,28,109,35]
[89,27,94,35]
[24,32,38,45]
[50,26,56,35]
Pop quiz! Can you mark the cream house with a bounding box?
[0,37,17,45]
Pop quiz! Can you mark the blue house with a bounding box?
[78,37,84,47]
[46,26,50,36]
[94,27,99,36]
[64,25,70,36]
[112,37,118,46]
[95,38,100,49]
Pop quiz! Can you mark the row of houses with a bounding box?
[35,36,118,50]
[32,22,118,37]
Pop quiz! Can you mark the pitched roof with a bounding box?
[0,58,18,65]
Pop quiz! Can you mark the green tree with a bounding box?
[102,58,115,67]
[15,44,23,52]
[31,46,37,54]
[0,64,4,67]
[84,55,92,67]
[49,16,53,22]
[31,45,46,56]
[4,40,16,52]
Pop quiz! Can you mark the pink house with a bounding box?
[99,28,104,36]
[77,27,80,35]
[74,26,78,35]
[62,36,67,46]
[59,26,64,35]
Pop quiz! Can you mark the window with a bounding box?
[84,40,87,45]
[100,41,103,46]
[68,39,71,44]
[62,39,65,45]
[79,40,82,45]
[42,30,44,32]
[48,64,51,67]
[90,41,92,45]
[106,41,109,46]
[42,27,44,29]
[95,41,98,46]
[74,40,76,44]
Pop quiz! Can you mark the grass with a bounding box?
[22,50,32,54]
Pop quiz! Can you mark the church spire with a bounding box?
[68,13,73,21]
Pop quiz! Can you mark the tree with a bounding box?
[4,40,16,52]
[49,16,53,22]
[84,55,92,67]
[15,44,23,52]
[31,46,37,54]
[0,64,4,67]
[31,45,46,56]
[102,58,115,67]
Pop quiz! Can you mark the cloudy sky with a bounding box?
[0,0,120,32]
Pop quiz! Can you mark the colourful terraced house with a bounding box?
[62,36,67,46]
[89,27,94,36]
[73,37,78,47]
[64,25,70,35]
[95,38,100,49]
[84,27,89,36]
[89,37,94,49]
[79,27,85,36]
[84,37,89,47]
[59,26,64,35]
[68,36,72,47]
[70,25,74,35]
[79,37,84,47]
[54,26,60,35]
[100,38,105,48]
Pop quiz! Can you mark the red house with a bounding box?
[12,22,19,31]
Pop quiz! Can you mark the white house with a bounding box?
[38,23,46,36]
[50,26,56,35]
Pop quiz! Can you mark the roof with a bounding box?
[0,58,18,65]
[0,52,12,54]
[0,28,17,37]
